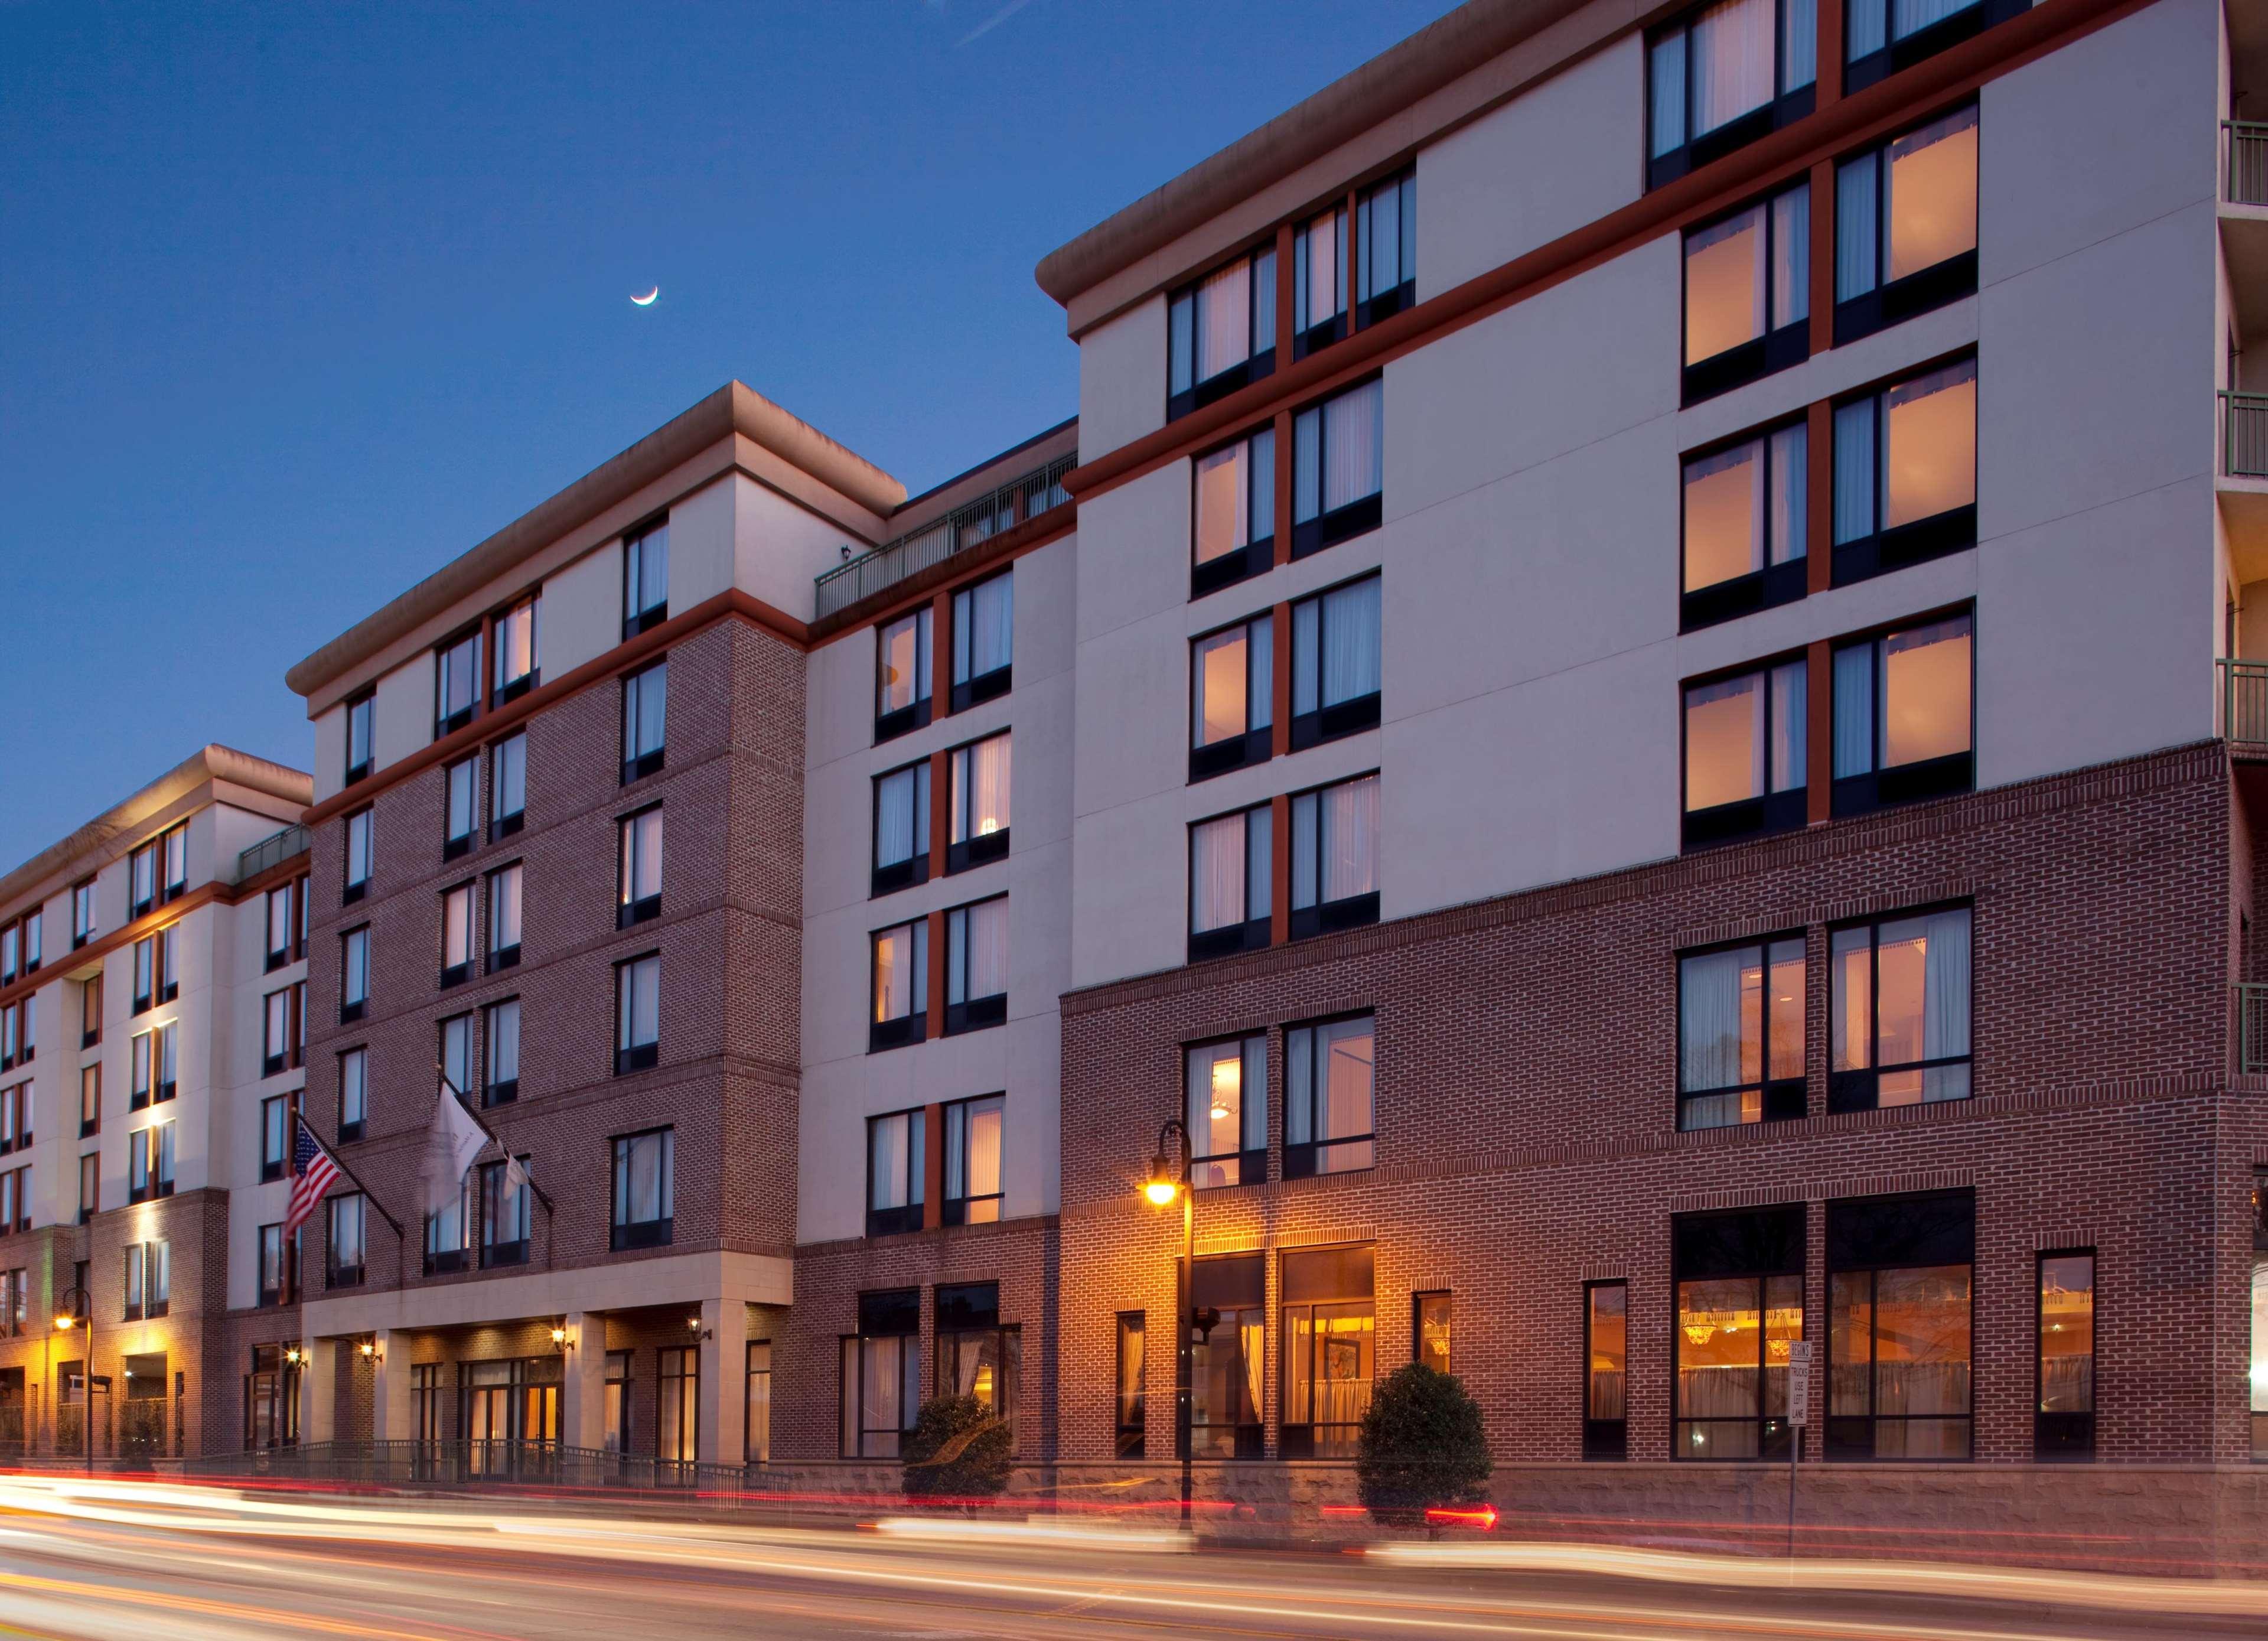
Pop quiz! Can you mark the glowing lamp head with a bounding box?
[285,1347,302,1366]
[52,1314,72,1332]
[550,1326,568,1346]
[1142,1152,1180,1207]
[687,1316,702,1333]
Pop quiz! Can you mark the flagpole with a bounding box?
[435,1067,556,1216]
[299,1117,406,1240]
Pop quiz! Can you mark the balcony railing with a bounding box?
[814,452,1074,621]
[2222,392,2268,479]
[2240,985,2268,1074]
[236,823,311,884]
[2218,659,2268,743]
[2228,122,2268,207]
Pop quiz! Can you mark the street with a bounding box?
[0,1477,2259,1640]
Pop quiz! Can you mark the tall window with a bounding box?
[338,1046,367,1143]
[866,1108,926,1237]
[658,1346,698,1464]
[947,733,1011,872]
[344,808,374,902]
[1293,203,1346,359]
[1291,575,1382,749]
[154,1021,175,1102]
[71,877,96,948]
[1192,426,1276,597]
[493,593,540,703]
[1684,659,1806,848]
[2252,1183,2268,1461]
[1682,422,1808,629]
[1683,181,1809,402]
[0,1164,26,1232]
[1827,1191,1974,1460]
[262,988,297,1078]
[439,1012,472,1102]
[130,1031,152,1110]
[1833,360,1978,582]
[840,1290,920,1458]
[129,1121,175,1204]
[614,953,660,1074]
[746,1340,773,1464]
[1191,614,1273,781]
[444,756,478,858]
[936,1282,1019,1446]
[485,864,522,970]
[1829,904,1971,1111]
[155,925,178,1003]
[19,910,36,973]
[132,936,155,1015]
[265,882,296,972]
[610,1126,673,1249]
[1292,379,1383,558]
[2036,1250,2095,1461]
[161,824,187,901]
[488,732,527,839]
[869,919,928,1051]
[79,972,100,1050]
[1846,0,2024,92]
[623,519,669,636]
[0,1083,29,1152]
[1415,1292,1452,1373]
[1189,1255,1265,1458]
[79,1150,97,1222]
[1832,613,1973,815]
[479,1155,532,1265]
[344,691,374,784]
[435,628,483,737]
[1286,1014,1375,1177]
[260,1095,289,1183]
[951,573,1013,711]
[440,882,475,986]
[618,806,663,925]
[1836,106,1978,344]
[1679,936,1806,1128]
[424,1173,471,1274]
[1186,1035,1266,1189]
[1190,805,1272,961]
[621,660,667,783]
[943,1093,1003,1225]
[123,1239,169,1321]
[79,1064,99,1139]
[1280,1245,1374,1458]
[944,897,1008,1034]
[1585,1282,1629,1460]
[875,607,933,740]
[129,841,157,920]
[327,1194,366,1288]
[1290,773,1380,937]
[0,921,15,985]
[1674,1205,1804,1460]
[872,763,930,896]
[1648,0,1817,187]
[1168,245,1277,421]
[1115,1313,1146,1457]
[1357,169,1418,327]
[484,998,520,1106]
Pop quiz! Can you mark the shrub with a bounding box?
[900,1394,1014,1500]
[1354,1363,1493,1522]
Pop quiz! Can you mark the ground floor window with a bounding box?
[1585,1281,1627,1460]
[1827,1191,1973,1460]
[1413,1291,1451,1374]
[120,1353,167,1459]
[244,1344,298,1450]
[412,1362,441,1442]
[2251,1258,2268,1461]
[842,1290,920,1459]
[1190,1253,1263,1459]
[2036,1250,2094,1460]
[1115,1312,1146,1458]
[936,1282,1019,1450]
[1674,1206,1804,1461]
[746,1342,771,1464]
[657,1346,698,1464]
[1280,1245,1374,1458]
[604,1351,631,1454]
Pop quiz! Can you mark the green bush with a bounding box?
[1354,1363,1493,1522]
[900,1394,1014,1500]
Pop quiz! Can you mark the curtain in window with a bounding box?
[624,958,660,1046]
[964,577,1012,679]
[1681,950,1745,1092]
[1244,810,1271,920]
[1770,659,1807,791]
[1650,33,1689,157]
[1322,776,1380,903]
[1780,0,1817,90]
[1689,0,1775,136]
[963,899,1008,1001]
[1189,1043,1244,1167]
[1364,187,1402,299]
[874,926,920,1020]
[1833,644,1875,777]
[1683,673,1763,810]
[1190,815,1249,933]
[1194,628,1251,746]
[1323,382,1383,515]
[1882,360,1977,530]
[1768,424,1807,564]
[1893,0,1979,41]
[1885,107,1979,282]
[876,769,917,868]
[1194,444,1249,564]
[1921,908,1971,1063]
[1684,207,1764,364]
[1321,1020,1374,1140]
[1169,295,1194,396]
[967,736,1011,837]
[966,1101,1003,1198]
[1195,262,1250,382]
[863,1338,904,1447]
[489,1002,520,1084]
[1299,211,1342,330]
[1836,158,1880,302]
[1881,616,1972,766]
[1247,428,1275,542]
[1833,401,1877,543]
[1322,579,1382,707]
[871,1116,911,1210]
[1294,406,1322,523]
[1846,0,1887,57]
[1683,441,1764,591]
[1771,185,1809,327]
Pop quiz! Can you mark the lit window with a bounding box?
[1682,423,1807,628]
[2036,1250,2095,1461]
[875,608,933,738]
[1168,247,1277,421]
[1674,1206,1803,1460]
[1192,426,1276,597]
[1830,904,1972,1111]
[1286,1014,1374,1177]
[1292,380,1383,558]
[1683,659,1806,848]
[1585,1282,1628,1460]
[840,1290,920,1457]
[1190,614,1273,780]
[943,1095,1004,1225]
[947,733,1011,872]
[1830,613,1973,815]
[1827,1191,1973,1460]
[1188,1255,1264,1458]
[1679,936,1806,1129]
[1289,773,1380,937]
[869,920,928,1051]
[1836,106,1977,345]
[1280,1245,1374,1458]
[1648,0,1816,187]
[1188,806,1271,961]
[1683,182,1809,402]
[1185,1036,1266,1188]
[1833,360,1977,582]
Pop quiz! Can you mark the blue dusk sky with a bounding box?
[0,0,1456,870]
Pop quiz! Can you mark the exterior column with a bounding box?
[370,1330,410,1443]
[561,1313,605,1451]
[697,1298,747,1467]
[301,1337,336,1445]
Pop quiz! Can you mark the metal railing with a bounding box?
[175,1440,770,1498]
[237,823,311,883]
[2240,985,2268,1074]
[814,452,1074,620]
[2228,121,2268,207]
[2220,659,2268,743]
[2223,392,2268,479]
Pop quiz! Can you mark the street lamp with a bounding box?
[1140,1117,1194,1530]
[51,1284,90,1476]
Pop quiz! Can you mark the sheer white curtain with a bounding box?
[1771,184,1809,327]
[1194,443,1249,563]
[1769,423,1807,564]
[966,1100,1003,1198]
[1191,815,1249,933]
[1322,1020,1374,1141]
[1770,659,1807,792]
[966,575,1012,679]
[876,768,917,867]
[871,1114,910,1209]
[1322,578,1382,707]
[1837,156,1881,300]
[1650,33,1689,157]
[1363,185,1400,299]
[966,898,1008,1001]
[1921,909,1971,1094]
[1681,950,1745,1093]
[1689,0,1775,136]
[1322,776,1380,902]
[1894,0,1980,43]
[1846,0,1887,57]
[1780,0,1817,90]
[1195,261,1250,381]
[962,734,1011,837]
[489,1001,520,1085]
[1833,401,1877,543]
[1301,210,1342,330]
[1323,381,1383,513]
[1832,644,1875,777]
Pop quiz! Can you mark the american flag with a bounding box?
[285,1116,341,1239]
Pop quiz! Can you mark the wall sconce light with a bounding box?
[550,1322,573,1350]
[686,1316,712,1342]
[358,1337,382,1364]
[285,1346,303,1367]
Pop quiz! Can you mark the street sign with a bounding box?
[1787,1340,1813,1427]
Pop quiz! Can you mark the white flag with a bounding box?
[419,1086,487,1219]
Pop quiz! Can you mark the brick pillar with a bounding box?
[561,1314,605,1450]
[301,1335,335,1444]
[698,1298,748,1467]
[370,1329,411,1441]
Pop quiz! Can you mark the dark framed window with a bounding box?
[262,987,296,1079]
[1188,1254,1265,1458]
[2036,1249,2095,1461]
[1192,425,1276,598]
[947,732,1011,872]
[617,805,663,926]
[1356,169,1417,328]
[1682,421,1808,631]
[869,919,928,1051]
[485,862,522,971]
[1189,805,1272,962]
[131,936,155,1015]
[0,919,17,985]
[344,691,375,785]
[343,807,373,903]
[1585,1281,1628,1460]
[1682,181,1810,403]
[942,1093,1003,1225]
[257,1223,293,1305]
[610,1126,674,1249]
[944,897,1007,1035]
[327,1193,366,1288]
[1291,379,1383,558]
[0,1164,25,1232]
[1648,0,1817,190]
[747,1340,772,1464]
[125,1239,168,1321]
[488,731,526,841]
[129,1121,175,1204]
[1186,1034,1266,1189]
[160,825,187,903]
[443,755,478,860]
[423,1172,471,1274]
[129,1030,152,1111]
[152,1021,175,1102]
[1285,1013,1374,1178]
[1845,0,2029,95]
[480,1155,533,1267]
[18,910,35,975]
[1834,106,1978,345]
[1826,1190,1974,1460]
[440,881,475,987]
[492,592,540,705]
[78,1151,97,1222]
[79,972,100,1050]
[1115,1312,1147,1458]
[614,952,660,1074]
[866,1107,926,1237]
[871,763,930,896]
[1673,1204,1804,1460]
[435,626,484,738]
[936,1282,1020,1447]
[0,1082,28,1154]
[1683,656,1806,849]
[950,572,1013,712]
[1292,203,1346,359]
[338,1046,367,1144]
[260,1094,289,1183]
[621,659,667,784]
[1832,360,1977,584]
[1290,574,1381,750]
[1168,244,1277,422]
[1289,773,1380,939]
[1678,935,1806,1128]
[623,518,669,637]
[1414,1291,1451,1374]
[264,880,296,972]
[129,839,158,920]
[875,607,933,741]
[156,924,178,1003]
[1829,903,1971,1112]
[439,1012,472,1103]
[483,998,520,1106]
[1830,611,1973,816]
[1191,613,1274,781]
[840,1290,920,1457]
[78,1064,99,1139]
[1279,1245,1374,1458]
[71,877,96,949]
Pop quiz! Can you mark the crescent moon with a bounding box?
[631,287,659,307]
